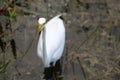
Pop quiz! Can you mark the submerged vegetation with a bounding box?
[0,2,16,73]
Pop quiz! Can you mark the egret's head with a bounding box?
[38,18,46,31]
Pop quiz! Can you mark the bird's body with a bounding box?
[37,15,65,67]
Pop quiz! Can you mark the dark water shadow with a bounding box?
[43,60,63,80]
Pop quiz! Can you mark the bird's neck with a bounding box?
[42,27,46,61]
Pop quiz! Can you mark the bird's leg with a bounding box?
[54,60,63,79]
[43,63,54,79]
[49,62,56,80]
[43,67,53,79]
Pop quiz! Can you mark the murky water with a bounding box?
[0,0,120,80]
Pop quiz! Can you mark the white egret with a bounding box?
[37,14,65,67]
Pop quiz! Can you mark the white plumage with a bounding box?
[37,14,65,67]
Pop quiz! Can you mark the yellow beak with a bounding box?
[38,24,43,32]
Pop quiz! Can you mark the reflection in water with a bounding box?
[43,60,63,80]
